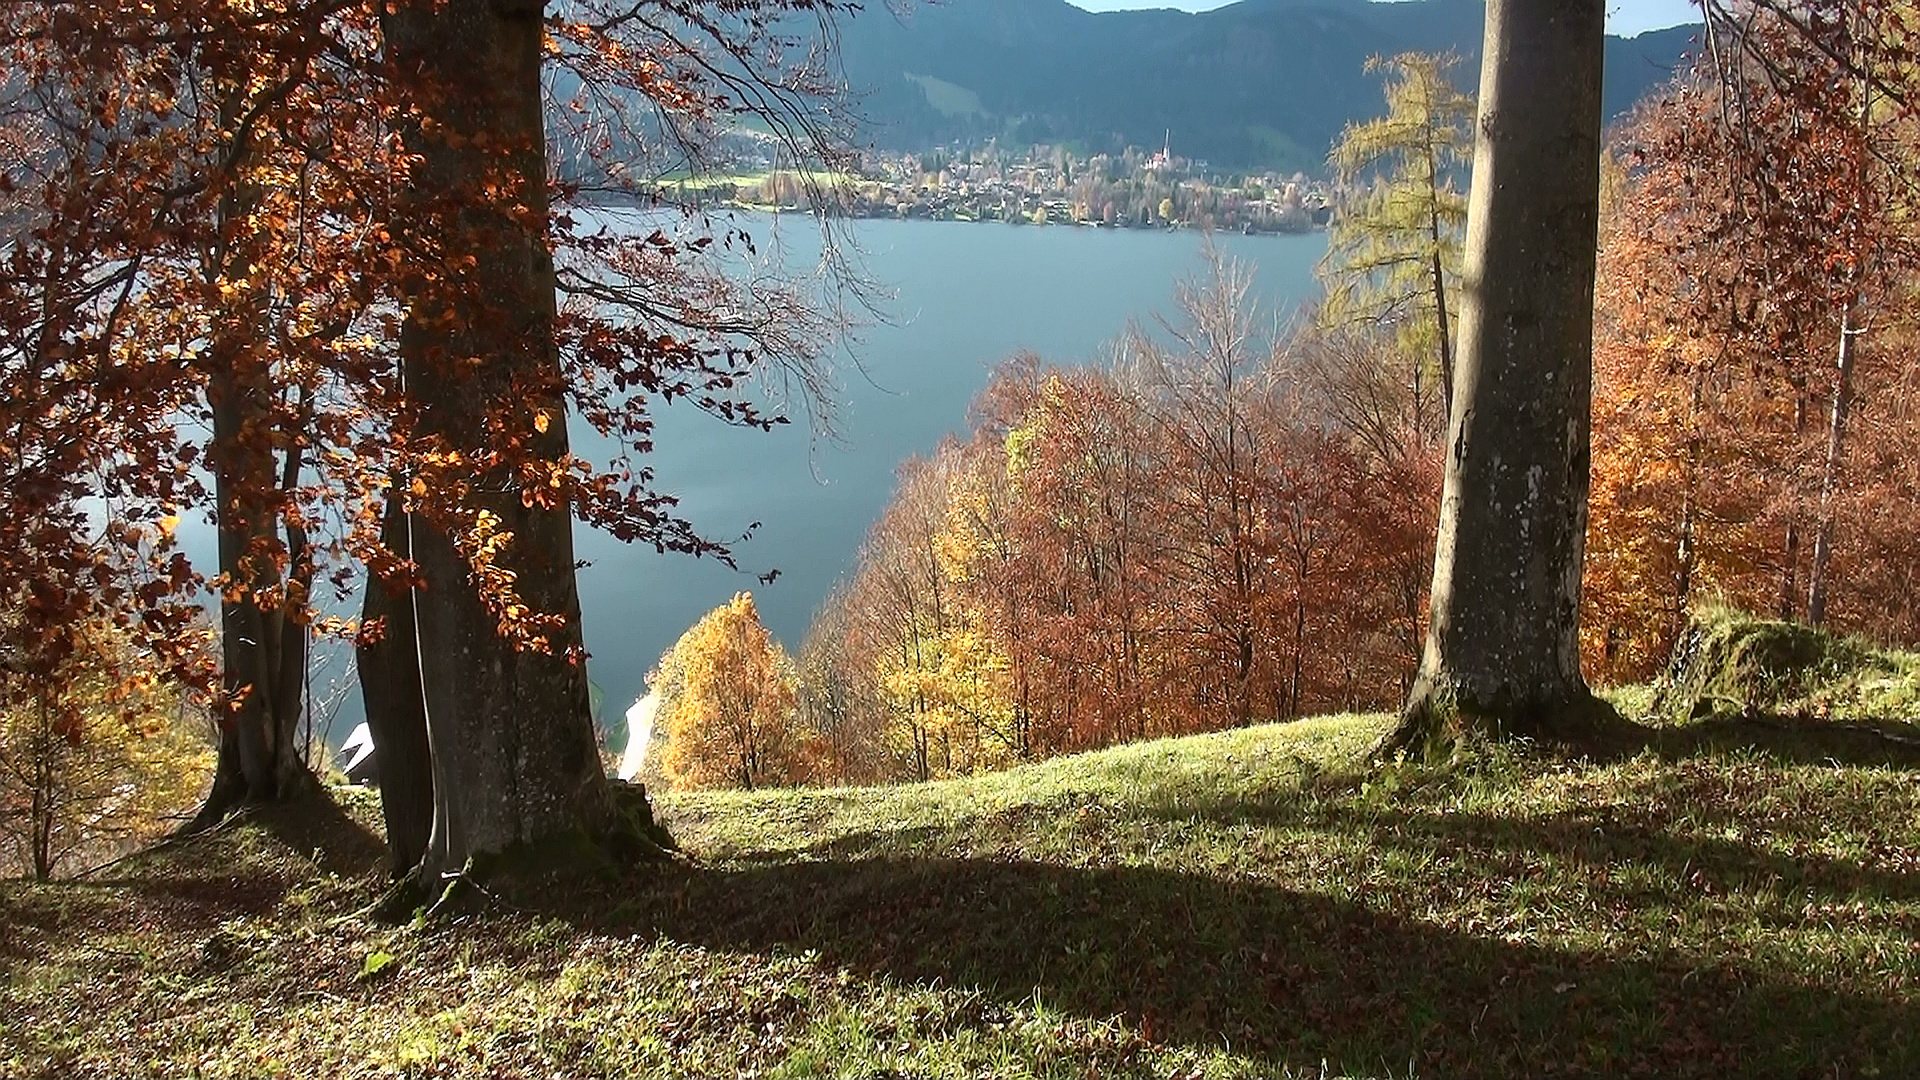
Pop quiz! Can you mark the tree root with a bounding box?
[365,781,682,924]
[1376,675,1647,764]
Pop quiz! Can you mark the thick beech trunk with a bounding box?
[191,366,313,828]
[1386,0,1608,755]
[383,0,611,887]
[356,492,435,877]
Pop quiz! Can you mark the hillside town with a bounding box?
[720,138,1334,232]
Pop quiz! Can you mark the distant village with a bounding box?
[694,137,1334,233]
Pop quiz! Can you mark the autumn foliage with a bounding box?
[1585,5,1920,682]
[0,619,214,879]
[655,592,813,792]
[800,255,1440,783]
[2,0,855,864]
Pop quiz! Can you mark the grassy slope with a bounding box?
[3,708,1917,1079]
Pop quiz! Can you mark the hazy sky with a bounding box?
[1065,0,1703,38]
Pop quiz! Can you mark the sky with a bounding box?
[1065,0,1703,38]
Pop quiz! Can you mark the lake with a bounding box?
[217,216,1329,741]
[567,215,1328,734]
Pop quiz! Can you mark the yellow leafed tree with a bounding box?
[0,620,215,879]
[656,593,809,791]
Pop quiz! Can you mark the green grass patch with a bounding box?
[4,701,1916,1078]
[904,73,986,118]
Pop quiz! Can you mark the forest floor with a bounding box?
[4,626,1918,1078]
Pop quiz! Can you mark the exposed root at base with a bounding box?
[365,782,683,924]
[1376,678,1647,764]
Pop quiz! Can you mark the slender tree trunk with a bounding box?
[1427,186,1455,428]
[1387,0,1609,755]
[190,94,313,829]
[356,491,435,876]
[1779,389,1809,621]
[1430,248,1454,428]
[1807,300,1859,627]
[384,0,612,887]
[31,693,51,881]
[1675,366,1705,630]
[1289,569,1307,719]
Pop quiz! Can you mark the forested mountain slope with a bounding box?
[834,0,1699,170]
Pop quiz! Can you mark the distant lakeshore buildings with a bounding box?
[664,134,1334,234]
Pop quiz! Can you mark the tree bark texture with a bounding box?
[356,492,435,877]
[1389,0,1606,752]
[383,0,611,884]
[192,359,313,826]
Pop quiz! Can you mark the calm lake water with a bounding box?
[569,216,1328,731]
[180,217,1327,739]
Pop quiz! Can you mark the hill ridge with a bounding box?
[835,0,1700,170]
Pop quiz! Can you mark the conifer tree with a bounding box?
[1321,52,1473,431]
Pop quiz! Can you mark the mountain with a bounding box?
[831,0,1700,171]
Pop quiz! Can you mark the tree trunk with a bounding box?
[1386,0,1609,755]
[192,381,314,828]
[384,0,612,888]
[1779,388,1809,621]
[1428,209,1454,429]
[31,693,51,881]
[1807,300,1859,627]
[189,99,313,830]
[356,491,435,877]
[1675,366,1705,630]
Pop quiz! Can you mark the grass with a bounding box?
[3,699,1917,1078]
[904,73,986,118]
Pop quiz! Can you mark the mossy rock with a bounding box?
[1651,610,1879,721]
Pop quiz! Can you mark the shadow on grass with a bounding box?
[248,787,388,878]
[33,786,391,939]
[1155,795,1920,913]
[559,853,1912,1080]
[1337,801,1920,910]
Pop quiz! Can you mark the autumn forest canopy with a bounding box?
[651,9,1920,790]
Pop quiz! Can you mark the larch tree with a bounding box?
[1320,51,1473,432]
[656,592,806,792]
[1386,0,1612,756]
